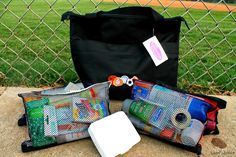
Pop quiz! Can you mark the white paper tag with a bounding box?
[143,36,168,66]
[64,82,84,93]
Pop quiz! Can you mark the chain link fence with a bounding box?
[0,0,235,93]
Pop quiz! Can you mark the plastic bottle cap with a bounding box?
[120,75,129,84]
[127,79,133,86]
[113,77,124,86]
[108,75,117,81]
[122,99,133,114]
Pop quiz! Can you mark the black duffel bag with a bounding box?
[61,6,188,100]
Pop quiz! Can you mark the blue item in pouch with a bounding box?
[131,81,153,100]
[188,98,211,123]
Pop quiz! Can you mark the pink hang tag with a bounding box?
[143,36,168,66]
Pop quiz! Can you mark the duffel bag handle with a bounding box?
[95,6,164,23]
[61,11,77,21]
[61,6,164,23]
[61,7,189,30]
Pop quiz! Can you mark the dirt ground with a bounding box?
[0,87,236,157]
[105,0,236,12]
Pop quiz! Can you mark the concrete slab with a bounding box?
[0,87,235,157]
[0,87,6,96]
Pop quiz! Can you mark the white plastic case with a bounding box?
[88,111,141,157]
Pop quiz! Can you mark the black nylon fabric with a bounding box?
[62,7,184,100]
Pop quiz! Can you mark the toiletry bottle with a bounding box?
[122,99,168,130]
[127,114,176,140]
[180,119,204,146]
[132,80,212,123]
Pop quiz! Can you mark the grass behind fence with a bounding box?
[0,0,235,92]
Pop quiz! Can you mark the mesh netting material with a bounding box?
[124,80,207,147]
[21,82,110,146]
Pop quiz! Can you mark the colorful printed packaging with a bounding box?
[72,97,109,123]
[26,98,56,147]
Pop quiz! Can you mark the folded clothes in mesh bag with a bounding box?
[122,80,226,155]
[18,82,110,152]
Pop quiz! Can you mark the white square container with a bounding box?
[88,111,141,157]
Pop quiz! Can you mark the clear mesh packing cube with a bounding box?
[18,82,110,152]
[123,80,227,155]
